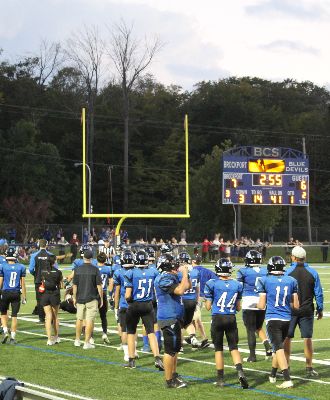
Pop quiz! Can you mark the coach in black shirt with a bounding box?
[73,250,103,350]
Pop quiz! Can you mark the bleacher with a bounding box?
[0,378,66,400]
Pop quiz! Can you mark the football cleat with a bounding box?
[200,339,210,349]
[9,338,17,345]
[269,375,277,384]
[83,342,95,350]
[124,359,136,369]
[276,380,293,389]
[239,375,249,389]
[214,379,225,388]
[102,334,110,344]
[74,339,81,347]
[155,357,164,371]
[46,340,54,346]
[1,333,9,344]
[306,368,319,378]
[243,355,257,363]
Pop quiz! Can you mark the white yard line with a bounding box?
[15,329,330,387]
[0,375,97,400]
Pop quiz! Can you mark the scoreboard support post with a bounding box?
[237,205,242,239]
[302,138,312,244]
[288,206,292,239]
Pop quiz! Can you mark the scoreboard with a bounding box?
[222,146,309,206]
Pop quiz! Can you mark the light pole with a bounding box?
[74,162,91,236]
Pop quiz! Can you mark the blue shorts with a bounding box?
[287,315,314,339]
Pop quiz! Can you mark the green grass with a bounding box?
[1,265,330,399]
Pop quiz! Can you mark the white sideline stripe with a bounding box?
[16,329,330,387]
[0,375,97,400]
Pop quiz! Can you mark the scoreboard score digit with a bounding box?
[222,147,309,206]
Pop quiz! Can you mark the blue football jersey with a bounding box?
[113,268,129,309]
[154,272,184,321]
[0,255,6,265]
[0,262,26,291]
[183,268,200,301]
[72,258,97,270]
[194,266,218,297]
[98,265,112,291]
[204,278,243,315]
[237,266,268,310]
[257,275,298,321]
[124,267,159,302]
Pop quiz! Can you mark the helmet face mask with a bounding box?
[267,256,286,275]
[156,254,175,272]
[215,258,233,277]
[134,250,148,267]
[245,250,262,267]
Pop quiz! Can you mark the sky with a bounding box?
[1,0,330,89]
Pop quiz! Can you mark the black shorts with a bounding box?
[126,301,155,335]
[40,291,61,307]
[119,308,128,333]
[153,300,158,324]
[287,315,314,339]
[183,299,197,328]
[243,309,266,331]
[0,291,21,317]
[266,320,290,352]
[161,320,182,356]
[211,314,239,351]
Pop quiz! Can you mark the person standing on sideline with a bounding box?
[321,240,329,263]
[204,258,249,389]
[29,239,53,323]
[154,254,191,389]
[257,256,299,389]
[40,254,63,345]
[96,252,112,344]
[72,250,103,350]
[284,246,324,377]
[0,247,27,344]
[237,250,272,362]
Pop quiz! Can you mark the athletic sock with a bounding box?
[3,327,8,334]
[263,339,272,352]
[155,330,162,348]
[235,363,243,372]
[123,344,129,358]
[143,335,149,347]
[11,331,16,339]
[217,369,224,379]
[270,367,278,377]
[282,368,291,381]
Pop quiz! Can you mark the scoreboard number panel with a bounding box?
[222,147,309,206]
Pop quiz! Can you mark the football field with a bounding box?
[1,265,330,400]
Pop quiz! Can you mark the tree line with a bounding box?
[1,23,330,241]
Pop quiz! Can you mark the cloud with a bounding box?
[246,0,328,20]
[260,40,320,55]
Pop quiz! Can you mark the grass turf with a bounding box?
[1,265,330,400]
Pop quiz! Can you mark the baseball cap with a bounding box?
[84,250,93,259]
[291,246,306,259]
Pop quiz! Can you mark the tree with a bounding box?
[65,25,104,197]
[107,20,162,211]
[3,194,52,242]
[34,39,63,87]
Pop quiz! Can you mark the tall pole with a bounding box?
[302,137,312,244]
[237,205,242,239]
[75,162,91,236]
[232,205,237,240]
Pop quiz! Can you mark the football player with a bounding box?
[96,252,112,344]
[113,250,135,361]
[154,254,190,389]
[65,245,97,284]
[204,258,249,389]
[124,250,163,370]
[237,250,272,362]
[0,247,27,344]
[257,256,299,389]
[178,252,201,350]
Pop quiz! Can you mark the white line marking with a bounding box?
[0,375,97,400]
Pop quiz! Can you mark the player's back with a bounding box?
[205,278,242,315]
[259,275,298,321]
[154,272,183,320]
[98,265,112,291]
[237,266,267,296]
[0,262,26,291]
[183,267,200,300]
[130,267,158,301]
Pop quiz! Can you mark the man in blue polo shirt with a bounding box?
[284,246,323,378]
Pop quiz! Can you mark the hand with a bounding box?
[316,310,323,320]
[22,298,27,305]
